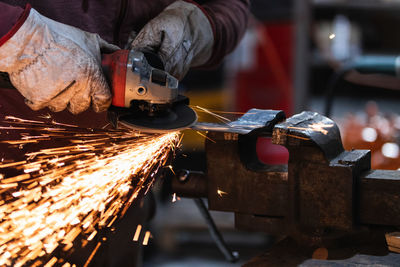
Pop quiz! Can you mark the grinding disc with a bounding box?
[118,104,197,133]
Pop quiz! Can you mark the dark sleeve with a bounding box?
[0,3,31,47]
[0,3,24,38]
[187,0,250,67]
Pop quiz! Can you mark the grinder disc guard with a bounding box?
[120,104,197,132]
[114,103,197,133]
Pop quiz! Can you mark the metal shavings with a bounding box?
[0,116,179,266]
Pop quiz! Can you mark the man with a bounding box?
[0,0,249,120]
[0,1,249,265]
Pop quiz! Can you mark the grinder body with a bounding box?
[101,50,197,132]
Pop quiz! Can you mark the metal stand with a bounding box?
[194,198,239,263]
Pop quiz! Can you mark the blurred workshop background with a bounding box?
[144,0,400,266]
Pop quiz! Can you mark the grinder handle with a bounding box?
[101,50,130,108]
[0,50,133,92]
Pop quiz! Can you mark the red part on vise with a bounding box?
[101,50,129,107]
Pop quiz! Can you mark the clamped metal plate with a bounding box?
[192,108,286,135]
[272,111,345,161]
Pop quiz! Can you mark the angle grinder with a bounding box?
[101,49,197,132]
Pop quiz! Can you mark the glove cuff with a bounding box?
[182,0,216,45]
[0,4,31,47]
[164,0,215,70]
[0,7,49,73]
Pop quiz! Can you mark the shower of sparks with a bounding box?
[192,106,231,124]
[0,115,179,266]
[217,189,228,197]
[288,123,334,135]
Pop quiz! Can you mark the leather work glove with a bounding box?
[0,8,119,114]
[130,0,214,80]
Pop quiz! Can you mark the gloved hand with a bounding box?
[130,0,214,80]
[0,8,119,114]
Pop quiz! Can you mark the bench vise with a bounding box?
[172,109,400,262]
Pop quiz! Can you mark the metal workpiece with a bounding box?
[272,111,344,161]
[192,109,285,135]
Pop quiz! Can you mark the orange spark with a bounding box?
[167,165,175,175]
[288,123,334,135]
[171,193,180,203]
[83,242,102,267]
[309,123,334,135]
[142,231,151,246]
[193,106,231,123]
[195,131,216,143]
[133,225,142,242]
[217,189,228,197]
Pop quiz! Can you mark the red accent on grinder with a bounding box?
[101,50,129,108]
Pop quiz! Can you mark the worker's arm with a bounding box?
[195,0,250,67]
[130,0,249,80]
[0,2,24,39]
[0,3,119,114]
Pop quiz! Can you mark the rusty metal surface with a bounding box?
[235,213,286,235]
[272,111,371,231]
[359,170,400,226]
[173,108,400,259]
[206,131,288,217]
[297,150,370,230]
